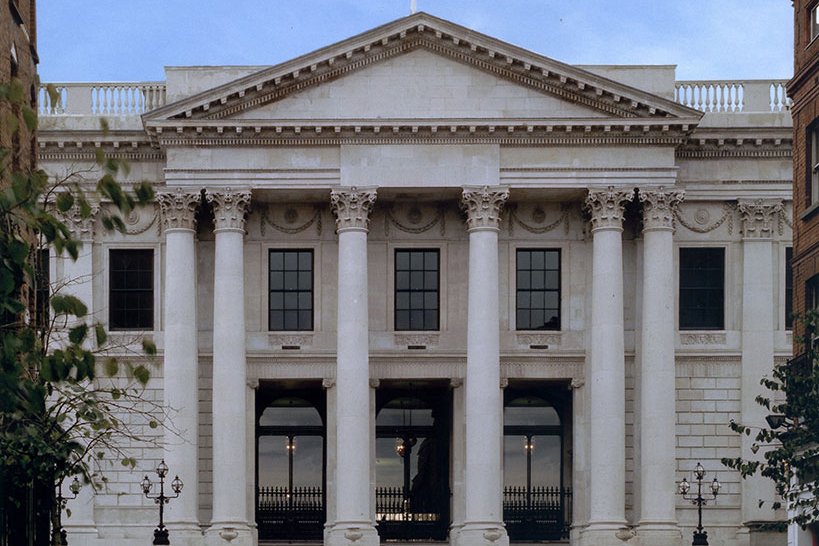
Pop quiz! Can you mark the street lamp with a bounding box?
[678,462,721,546]
[141,460,183,545]
[52,476,82,546]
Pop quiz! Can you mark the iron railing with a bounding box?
[503,485,572,541]
[256,486,324,541]
[376,486,449,541]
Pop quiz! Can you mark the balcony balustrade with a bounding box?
[38,82,166,116]
[674,80,791,113]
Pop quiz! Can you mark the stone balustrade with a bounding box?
[38,82,166,116]
[37,79,790,116]
[675,80,791,113]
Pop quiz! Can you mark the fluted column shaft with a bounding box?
[457,186,509,546]
[638,189,684,545]
[328,187,379,546]
[207,189,252,544]
[584,187,632,543]
[157,190,202,534]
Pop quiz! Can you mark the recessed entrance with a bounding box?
[376,381,452,542]
[255,382,325,542]
[503,382,572,542]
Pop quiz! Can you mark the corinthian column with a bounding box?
[206,189,253,546]
[156,189,202,542]
[327,187,379,546]
[582,187,633,546]
[456,185,510,546]
[737,199,782,534]
[637,188,684,546]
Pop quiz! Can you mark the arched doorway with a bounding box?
[255,387,325,541]
[375,383,451,541]
[503,387,571,541]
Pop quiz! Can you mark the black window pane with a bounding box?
[679,248,725,330]
[516,249,560,331]
[269,249,313,331]
[786,247,793,330]
[33,248,49,329]
[395,249,439,331]
[109,249,153,330]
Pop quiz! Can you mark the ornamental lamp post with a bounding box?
[678,462,721,546]
[141,459,183,545]
[52,476,82,546]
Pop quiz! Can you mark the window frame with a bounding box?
[267,248,315,332]
[107,247,156,331]
[393,248,441,332]
[263,243,322,333]
[809,121,819,208]
[786,246,794,331]
[514,248,562,331]
[678,246,726,331]
[811,2,819,42]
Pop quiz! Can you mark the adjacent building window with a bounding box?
[395,249,439,331]
[812,4,819,41]
[516,249,560,330]
[109,249,154,330]
[811,123,819,206]
[679,247,725,330]
[786,247,794,330]
[269,250,313,331]
[33,248,49,329]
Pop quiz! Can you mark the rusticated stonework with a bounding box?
[737,198,783,239]
[59,202,100,240]
[157,188,201,232]
[585,187,634,231]
[330,187,377,232]
[461,185,509,231]
[207,189,252,232]
[639,188,685,231]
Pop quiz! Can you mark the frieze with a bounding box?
[737,198,783,239]
[207,189,251,232]
[123,204,159,236]
[259,204,322,236]
[680,333,727,345]
[384,204,446,237]
[157,189,201,232]
[461,186,509,231]
[507,203,571,235]
[394,333,439,347]
[639,188,685,231]
[516,333,562,346]
[585,186,634,231]
[675,203,735,235]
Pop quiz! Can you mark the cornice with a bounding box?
[143,12,701,128]
[37,131,163,161]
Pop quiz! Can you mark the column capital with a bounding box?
[737,198,783,239]
[157,188,201,232]
[585,186,634,232]
[639,187,685,232]
[58,201,99,241]
[330,187,377,232]
[460,185,509,231]
[207,189,251,232]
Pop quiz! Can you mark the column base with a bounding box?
[205,522,254,546]
[326,522,379,546]
[635,523,682,546]
[581,523,636,546]
[162,524,204,546]
[454,522,509,546]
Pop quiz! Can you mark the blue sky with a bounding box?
[38,1,793,83]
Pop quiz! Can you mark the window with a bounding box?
[269,250,313,331]
[516,249,560,330]
[786,247,794,330]
[812,4,819,41]
[810,123,819,206]
[679,248,725,330]
[109,249,154,330]
[395,249,439,331]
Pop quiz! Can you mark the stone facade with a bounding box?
[37,13,794,546]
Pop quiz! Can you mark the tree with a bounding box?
[0,79,158,545]
[722,313,819,532]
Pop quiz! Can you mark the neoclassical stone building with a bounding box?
[38,13,794,546]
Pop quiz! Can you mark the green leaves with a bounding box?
[56,192,74,213]
[50,294,88,318]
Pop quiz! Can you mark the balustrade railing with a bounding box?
[674,80,791,113]
[256,486,324,541]
[38,82,166,116]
